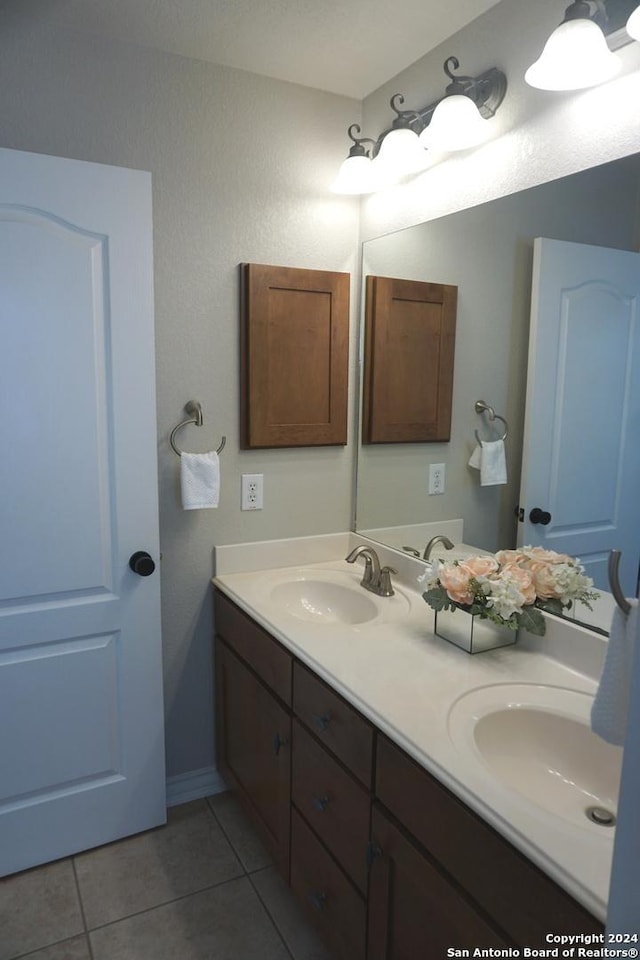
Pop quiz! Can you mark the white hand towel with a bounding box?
[180,451,220,510]
[468,440,507,486]
[591,599,639,745]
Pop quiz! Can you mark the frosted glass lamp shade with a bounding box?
[331,154,376,194]
[525,18,621,90]
[375,127,429,177]
[419,95,489,152]
[627,4,640,40]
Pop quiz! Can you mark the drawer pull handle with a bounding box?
[366,840,383,870]
[312,711,332,732]
[312,794,330,813]
[273,732,288,756]
[308,891,327,912]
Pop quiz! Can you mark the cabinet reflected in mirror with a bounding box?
[355,154,640,633]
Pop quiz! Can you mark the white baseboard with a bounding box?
[165,766,227,808]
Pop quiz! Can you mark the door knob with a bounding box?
[129,551,156,576]
[529,508,551,525]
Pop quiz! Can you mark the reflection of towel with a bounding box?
[180,451,220,510]
[591,599,639,745]
[468,440,507,486]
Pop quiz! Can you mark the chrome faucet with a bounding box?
[345,545,396,597]
[423,535,455,561]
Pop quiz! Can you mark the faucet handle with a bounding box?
[378,566,397,597]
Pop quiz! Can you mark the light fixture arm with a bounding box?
[562,0,608,28]
[388,93,422,129]
[345,122,377,158]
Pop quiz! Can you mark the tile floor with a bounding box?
[0,793,334,960]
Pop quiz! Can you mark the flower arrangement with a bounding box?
[422,546,598,636]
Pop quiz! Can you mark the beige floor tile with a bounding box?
[90,877,290,960]
[14,936,91,960]
[0,860,84,960]
[207,791,272,872]
[252,866,335,960]
[74,799,243,929]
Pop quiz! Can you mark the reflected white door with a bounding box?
[519,237,640,594]
[0,148,166,876]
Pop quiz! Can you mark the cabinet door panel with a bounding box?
[292,719,370,892]
[215,591,292,705]
[368,806,507,959]
[293,663,373,786]
[290,809,366,960]
[215,636,291,877]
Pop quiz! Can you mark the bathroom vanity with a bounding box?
[213,534,612,959]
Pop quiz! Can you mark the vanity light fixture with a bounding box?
[626,2,640,38]
[372,94,429,182]
[333,59,507,194]
[331,124,378,194]
[419,57,496,152]
[525,0,621,90]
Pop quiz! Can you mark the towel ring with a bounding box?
[608,550,631,615]
[170,401,226,457]
[474,399,508,443]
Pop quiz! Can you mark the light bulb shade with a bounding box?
[419,95,489,152]
[331,154,377,194]
[627,4,640,40]
[525,18,621,91]
[375,127,428,177]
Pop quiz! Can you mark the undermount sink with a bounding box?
[448,684,623,829]
[265,567,411,626]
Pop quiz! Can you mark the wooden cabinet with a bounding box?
[368,805,508,957]
[375,735,603,946]
[240,263,350,448]
[214,593,292,877]
[362,275,457,443]
[213,590,604,957]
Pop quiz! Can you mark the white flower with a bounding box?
[479,570,528,620]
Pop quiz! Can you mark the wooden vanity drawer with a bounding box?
[293,662,373,787]
[214,590,292,705]
[290,808,366,960]
[375,735,603,945]
[292,719,370,892]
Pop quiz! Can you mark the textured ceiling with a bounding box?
[24,0,503,99]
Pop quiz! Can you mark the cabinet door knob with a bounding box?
[273,732,288,756]
[308,891,327,912]
[312,711,331,732]
[366,840,383,869]
[312,794,330,813]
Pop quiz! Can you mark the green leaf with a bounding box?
[519,606,546,636]
[422,587,451,612]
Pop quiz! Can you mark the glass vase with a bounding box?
[434,606,517,654]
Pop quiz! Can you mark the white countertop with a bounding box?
[213,532,614,923]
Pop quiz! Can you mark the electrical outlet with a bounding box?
[428,463,445,495]
[241,473,264,510]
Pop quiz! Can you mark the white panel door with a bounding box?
[519,238,640,595]
[0,147,165,876]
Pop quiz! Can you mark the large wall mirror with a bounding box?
[355,153,640,631]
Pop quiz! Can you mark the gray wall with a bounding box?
[0,9,361,779]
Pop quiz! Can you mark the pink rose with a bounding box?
[495,549,526,567]
[522,546,573,565]
[463,556,499,578]
[439,564,474,605]
[501,563,537,605]
[526,559,563,600]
